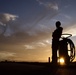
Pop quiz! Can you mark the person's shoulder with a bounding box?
[60,27,63,30]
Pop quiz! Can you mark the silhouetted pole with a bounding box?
[48,57,50,63]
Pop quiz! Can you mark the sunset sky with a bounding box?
[0,0,76,62]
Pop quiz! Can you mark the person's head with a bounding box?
[55,21,61,28]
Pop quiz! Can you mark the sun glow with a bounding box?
[59,57,65,65]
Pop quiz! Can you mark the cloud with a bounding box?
[0,13,19,35]
[36,42,46,47]
[36,0,58,10]
[24,40,49,50]
[0,51,16,60]
[0,30,52,61]
[45,2,58,10]
[0,22,6,26]
[64,24,76,37]
[24,39,51,50]
[0,13,18,26]
[59,14,71,20]
[24,45,35,49]
[27,0,59,32]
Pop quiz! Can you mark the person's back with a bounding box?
[52,26,63,40]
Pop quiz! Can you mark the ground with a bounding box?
[0,62,76,75]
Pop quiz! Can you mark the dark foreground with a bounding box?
[0,62,76,75]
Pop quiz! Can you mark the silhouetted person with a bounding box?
[52,21,63,64]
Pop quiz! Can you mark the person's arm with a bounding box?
[59,27,63,38]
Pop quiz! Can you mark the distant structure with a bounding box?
[48,57,50,63]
